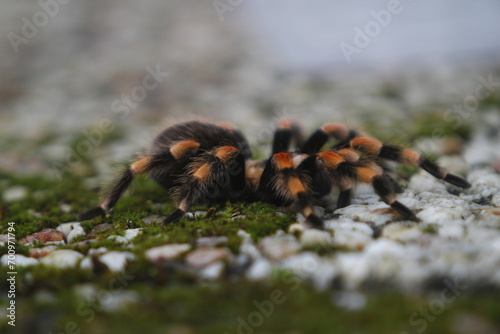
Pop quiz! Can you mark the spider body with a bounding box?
[78,120,471,229]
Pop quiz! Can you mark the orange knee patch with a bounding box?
[273,152,294,170]
[170,140,200,160]
[401,149,420,166]
[214,146,239,163]
[130,156,152,174]
[356,167,377,183]
[288,177,307,195]
[217,123,237,131]
[192,163,211,181]
[350,138,383,155]
[277,118,296,129]
[337,149,360,163]
[318,152,345,169]
[321,123,350,140]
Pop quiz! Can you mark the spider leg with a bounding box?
[77,140,200,221]
[77,167,135,221]
[317,151,418,221]
[258,153,325,229]
[272,119,304,154]
[301,123,360,154]
[162,146,245,225]
[350,138,471,188]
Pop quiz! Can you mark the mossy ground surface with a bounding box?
[0,107,497,334]
[1,171,500,334]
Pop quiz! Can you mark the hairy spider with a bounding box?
[78,120,471,229]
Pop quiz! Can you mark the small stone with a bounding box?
[99,251,135,272]
[300,229,333,247]
[56,222,81,237]
[73,238,98,246]
[101,291,139,312]
[239,240,261,260]
[185,247,230,268]
[184,211,207,219]
[259,235,300,261]
[0,234,8,246]
[141,215,166,225]
[29,245,58,258]
[124,228,143,241]
[196,236,228,248]
[1,254,38,267]
[3,186,28,202]
[230,215,246,220]
[199,261,225,280]
[107,235,129,245]
[281,252,323,280]
[382,223,422,243]
[288,223,305,235]
[332,222,373,250]
[246,258,272,281]
[20,228,65,245]
[59,203,72,214]
[40,250,83,268]
[237,230,252,243]
[67,225,86,243]
[438,223,465,239]
[88,223,113,238]
[80,257,93,271]
[145,244,191,262]
[88,247,109,256]
[417,206,469,224]
[476,208,500,225]
[437,155,469,176]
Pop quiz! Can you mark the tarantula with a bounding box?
[77,120,471,229]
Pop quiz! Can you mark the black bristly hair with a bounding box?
[78,119,472,229]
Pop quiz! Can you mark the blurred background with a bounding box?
[1,0,500,178]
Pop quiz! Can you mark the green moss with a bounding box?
[361,111,472,148]
[422,224,439,234]
[5,275,500,334]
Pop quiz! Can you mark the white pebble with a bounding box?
[300,229,333,247]
[101,291,139,312]
[56,222,81,236]
[383,223,422,243]
[1,254,38,267]
[259,235,301,261]
[145,244,191,262]
[124,228,143,242]
[67,225,86,243]
[3,186,28,202]
[417,206,469,224]
[246,258,272,281]
[40,250,83,269]
[99,251,135,272]
[107,235,129,245]
[199,261,225,280]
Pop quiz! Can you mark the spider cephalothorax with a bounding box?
[78,120,471,229]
